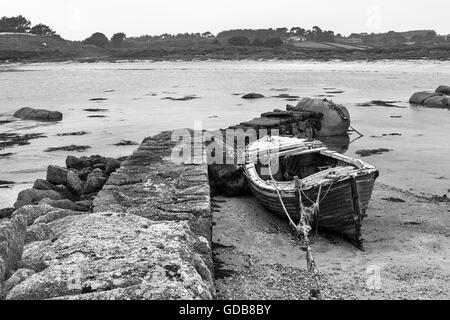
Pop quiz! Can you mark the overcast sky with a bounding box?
[3,0,449,40]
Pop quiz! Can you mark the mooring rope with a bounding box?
[266,153,325,274]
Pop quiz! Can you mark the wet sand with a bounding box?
[213,183,449,300]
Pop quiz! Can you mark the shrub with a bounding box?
[264,37,283,48]
[228,36,250,46]
[83,32,109,47]
[111,32,126,48]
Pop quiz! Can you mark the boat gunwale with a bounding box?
[244,147,378,193]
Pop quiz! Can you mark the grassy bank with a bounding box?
[1,33,449,63]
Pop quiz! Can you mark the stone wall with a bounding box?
[1,131,215,300]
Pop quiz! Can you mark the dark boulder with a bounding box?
[409,92,438,104]
[13,107,62,122]
[46,165,69,186]
[105,158,121,174]
[66,155,90,170]
[242,93,265,99]
[74,200,93,211]
[77,168,93,181]
[14,189,64,209]
[423,95,450,109]
[83,170,108,194]
[33,179,57,191]
[66,171,84,196]
[0,208,15,219]
[435,85,450,95]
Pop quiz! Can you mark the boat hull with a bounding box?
[247,171,377,248]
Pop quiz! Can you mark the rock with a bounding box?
[435,85,450,95]
[242,93,265,99]
[25,224,55,244]
[39,199,88,212]
[83,171,108,194]
[74,200,93,210]
[13,107,62,122]
[423,95,450,109]
[45,145,92,153]
[0,215,27,281]
[0,208,15,219]
[93,163,106,171]
[17,259,47,273]
[293,98,350,136]
[77,168,93,181]
[46,165,69,186]
[6,213,214,300]
[33,208,87,224]
[33,179,57,191]
[88,155,107,166]
[3,268,35,295]
[79,193,96,201]
[66,171,84,196]
[66,156,90,170]
[14,188,64,209]
[105,158,121,174]
[409,91,438,104]
[12,204,55,226]
[208,165,250,197]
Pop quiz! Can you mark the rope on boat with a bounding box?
[328,99,364,138]
[267,153,325,274]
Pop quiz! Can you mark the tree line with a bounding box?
[218,26,337,42]
[2,15,445,48]
[0,15,57,37]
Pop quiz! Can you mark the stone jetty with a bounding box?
[1,131,214,300]
[228,98,350,138]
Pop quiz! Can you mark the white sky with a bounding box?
[3,0,449,40]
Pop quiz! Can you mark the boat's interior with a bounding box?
[255,151,357,182]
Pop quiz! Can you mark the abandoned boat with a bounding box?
[244,136,379,248]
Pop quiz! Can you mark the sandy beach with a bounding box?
[213,183,449,300]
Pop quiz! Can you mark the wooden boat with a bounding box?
[244,136,379,248]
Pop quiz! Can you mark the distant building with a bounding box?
[286,36,306,42]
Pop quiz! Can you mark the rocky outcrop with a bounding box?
[6,213,213,300]
[83,170,108,194]
[14,188,63,208]
[409,86,450,109]
[13,107,62,122]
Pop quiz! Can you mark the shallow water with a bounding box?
[0,60,449,207]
